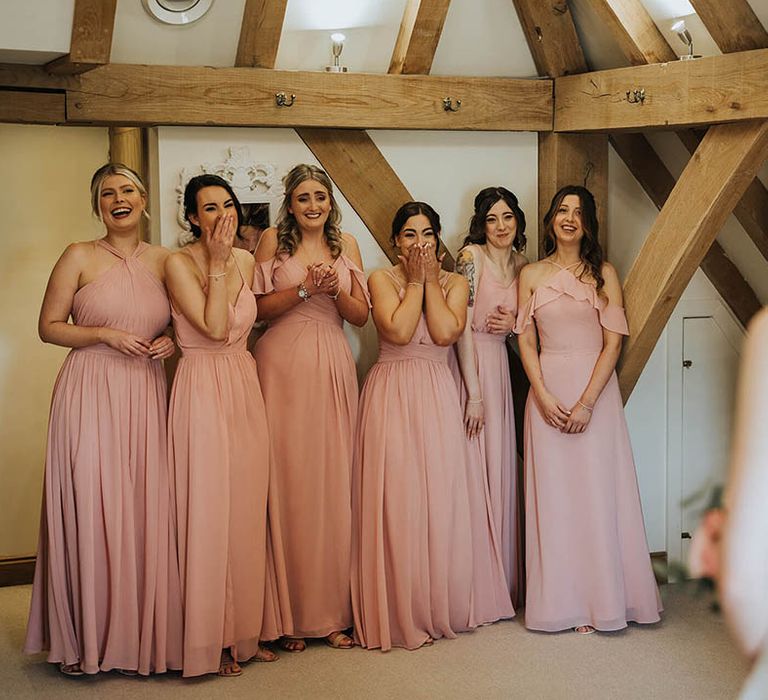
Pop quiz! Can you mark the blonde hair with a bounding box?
[276,164,343,258]
[90,163,149,221]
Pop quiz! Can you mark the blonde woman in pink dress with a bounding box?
[454,187,528,615]
[25,164,182,676]
[515,185,661,634]
[352,201,476,651]
[166,174,288,677]
[252,165,369,652]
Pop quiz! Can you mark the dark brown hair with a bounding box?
[183,174,243,239]
[390,201,441,257]
[462,186,526,251]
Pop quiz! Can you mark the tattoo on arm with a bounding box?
[456,251,476,307]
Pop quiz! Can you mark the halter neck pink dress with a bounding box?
[352,271,476,651]
[252,252,368,639]
[514,262,662,632]
[24,239,183,675]
[451,247,520,618]
[168,253,289,676]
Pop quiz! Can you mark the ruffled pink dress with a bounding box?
[352,271,475,651]
[25,239,182,675]
[252,253,368,638]
[451,252,519,618]
[514,263,662,632]
[168,254,289,676]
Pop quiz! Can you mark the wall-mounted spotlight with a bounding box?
[325,32,348,73]
[670,19,701,60]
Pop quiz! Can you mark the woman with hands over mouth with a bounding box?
[25,163,182,677]
[351,201,477,651]
[252,164,369,652]
[165,174,288,677]
[515,185,661,635]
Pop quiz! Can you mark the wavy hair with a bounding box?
[542,184,605,293]
[275,164,343,258]
[90,163,149,221]
[462,186,526,252]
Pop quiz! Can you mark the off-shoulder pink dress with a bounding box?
[514,263,662,631]
[252,253,368,638]
[25,239,182,675]
[451,250,519,618]
[168,254,290,677]
[352,271,476,651]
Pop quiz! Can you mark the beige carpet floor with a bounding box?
[1,583,748,699]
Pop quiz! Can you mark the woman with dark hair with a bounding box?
[25,163,182,676]
[453,186,527,616]
[515,185,661,634]
[351,201,476,650]
[165,174,289,676]
[252,164,369,651]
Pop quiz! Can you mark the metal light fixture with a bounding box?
[325,32,348,73]
[670,19,701,60]
[142,0,214,26]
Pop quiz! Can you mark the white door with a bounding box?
[680,315,741,561]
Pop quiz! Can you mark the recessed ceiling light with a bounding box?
[142,0,214,26]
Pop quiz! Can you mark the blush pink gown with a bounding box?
[24,239,183,675]
[352,271,476,651]
[252,253,368,639]
[168,254,290,677]
[514,264,662,632]
[451,251,520,618]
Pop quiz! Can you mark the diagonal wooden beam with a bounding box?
[236,0,289,69]
[46,0,117,75]
[618,121,768,400]
[610,132,761,330]
[389,0,451,74]
[688,0,768,53]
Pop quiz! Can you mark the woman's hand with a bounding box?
[398,245,426,285]
[563,402,592,433]
[304,263,338,296]
[101,328,152,357]
[486,305,515,335]
[149,334,176,360]
[535,390,571,430]
[203,214,236,265]
[464,399,484,439]
[422,243,444,284]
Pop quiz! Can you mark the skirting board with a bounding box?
[0,556,35,587]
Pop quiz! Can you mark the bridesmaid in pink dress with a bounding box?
[252,165,369,652]
[454,187,528,614]
[165,174,289,677]
[25,164,182,676]
[515,185,661,634]
[352,201,475,651]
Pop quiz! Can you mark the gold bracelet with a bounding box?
[329,288,341,300]
[467,398,483,404]
[407,281,423,288]
[207,271,226,279]
[577,400,593,412]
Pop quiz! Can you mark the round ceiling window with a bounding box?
[142,0,215,26]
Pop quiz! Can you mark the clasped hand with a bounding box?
[102,329,176,359]
[397,243,444,284]
[304,262,339,297]
[537,391,592,434]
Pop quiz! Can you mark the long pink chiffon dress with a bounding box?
[451,249,520,618]
[514,262,662,632]
[24,239,183,675]
[352,271,476,651]
[168,254,289,677]
[252,252,368,639]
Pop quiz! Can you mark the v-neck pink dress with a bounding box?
[352,271,476,651]
[25,239,183,675]
[168,253,290,677]
[451,248,520,617]
[252,252,368,639]
[514,264,662,632]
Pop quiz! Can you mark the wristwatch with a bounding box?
[297,282,311,302]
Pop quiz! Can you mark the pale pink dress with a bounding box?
[252,253,368,638]
[352,271,475,651]
[514,263,662,632]
[168,254,290,677]
[451,250,520,618]
[25,239,183,675]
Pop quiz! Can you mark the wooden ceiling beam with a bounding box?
[65,64,551,131]
[0,91,65,124]
[389,0,451,74]
[555,49,768,132]
[46,0,117,75]
[689,0,768,53]
[618,120,768,400]
[236,0,289,69]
